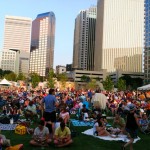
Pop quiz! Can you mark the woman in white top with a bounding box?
[59,108,70,124]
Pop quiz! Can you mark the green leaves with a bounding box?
[102,76,114,91]
[47,69,56,88]
[117,79,126,91]
[30,73,40,88]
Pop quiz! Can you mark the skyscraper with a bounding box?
[3,16,32,53]
[29,12,56,76]
[144,0,150,83]
[72,6,97,71]
[94,0,144,73]
[1,15,32,75]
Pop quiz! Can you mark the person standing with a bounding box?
[122,105,139,150]
[42,89,58,137]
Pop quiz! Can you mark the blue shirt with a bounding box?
[83,101,89,110]
[42,94,56,113]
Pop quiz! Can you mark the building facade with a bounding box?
[94,0,144,73]
[1,15,32,74]
[3,16,32,53]
[29,12,55,76]
[1,50,30,75]
[109,69,144,85]
[144,0,150,83]
[56,65,66,74]
[72,6,97,71]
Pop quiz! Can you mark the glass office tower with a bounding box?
[144,0,150,83]
[29,12,55,76]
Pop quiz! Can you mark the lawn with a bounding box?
[1,121,150,150]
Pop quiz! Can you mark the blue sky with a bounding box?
[0,0,97,68]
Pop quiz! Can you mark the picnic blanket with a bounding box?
[0,123,17,130]
[70,119,94,126]
[70,119,112,127]
[82,128,140,143]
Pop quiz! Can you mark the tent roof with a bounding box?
[137,84,150,90]
[0,78,12,86]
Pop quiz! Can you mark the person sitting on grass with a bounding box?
[80,104,89,121]
[0,130,11,148]
[59,107,70,125]
[24,101,37,121]
[139,113,150,134]
[113,113,125,134]
[30,120,51,147]
[93,116,116,138]
[54,121,73,147]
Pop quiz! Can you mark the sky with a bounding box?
[0,0,97,69]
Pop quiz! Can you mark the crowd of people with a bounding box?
[0,87,149,149]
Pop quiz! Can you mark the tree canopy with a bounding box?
[47,69,55,88]
[30,73,40,88]
[102,76,114,91]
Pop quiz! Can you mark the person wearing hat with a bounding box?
[30,120,51,147]
[122,104,139,150]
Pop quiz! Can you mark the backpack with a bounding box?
[0,116,10,124]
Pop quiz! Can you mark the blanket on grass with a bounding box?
[70,119,112,127]
[0,123,17,130]
[82,128,140,143]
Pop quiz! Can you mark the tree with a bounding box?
[57,73,68,89]
[120,75,132,90]
[47,70,55,88]
[17,73,26,81]
[120,75,143,90]
[30,73,40,88]
[81,75,91,82]
[117,79,126,91]
[4,72,17,81]
[0,69,3,78]
[102,76,114,91]
[87,79,97,90]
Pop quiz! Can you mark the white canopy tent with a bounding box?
[0,78,12,86]
[137,84,150,90]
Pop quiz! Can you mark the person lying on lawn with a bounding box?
[30,120,51,147]
[54,121,73,147]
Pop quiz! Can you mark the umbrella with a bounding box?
[92,93,107,109]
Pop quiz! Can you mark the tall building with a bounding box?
[3,16,32,53]
[1,15,32,75]
[1,50,30,75]
[29,12,55,76]
[72,6,97,71]
[94,0,144,73]
[144,0,150,83]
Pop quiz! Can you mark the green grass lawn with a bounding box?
[1,122,150,150]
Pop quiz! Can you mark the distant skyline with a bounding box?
[0,0,97,69]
